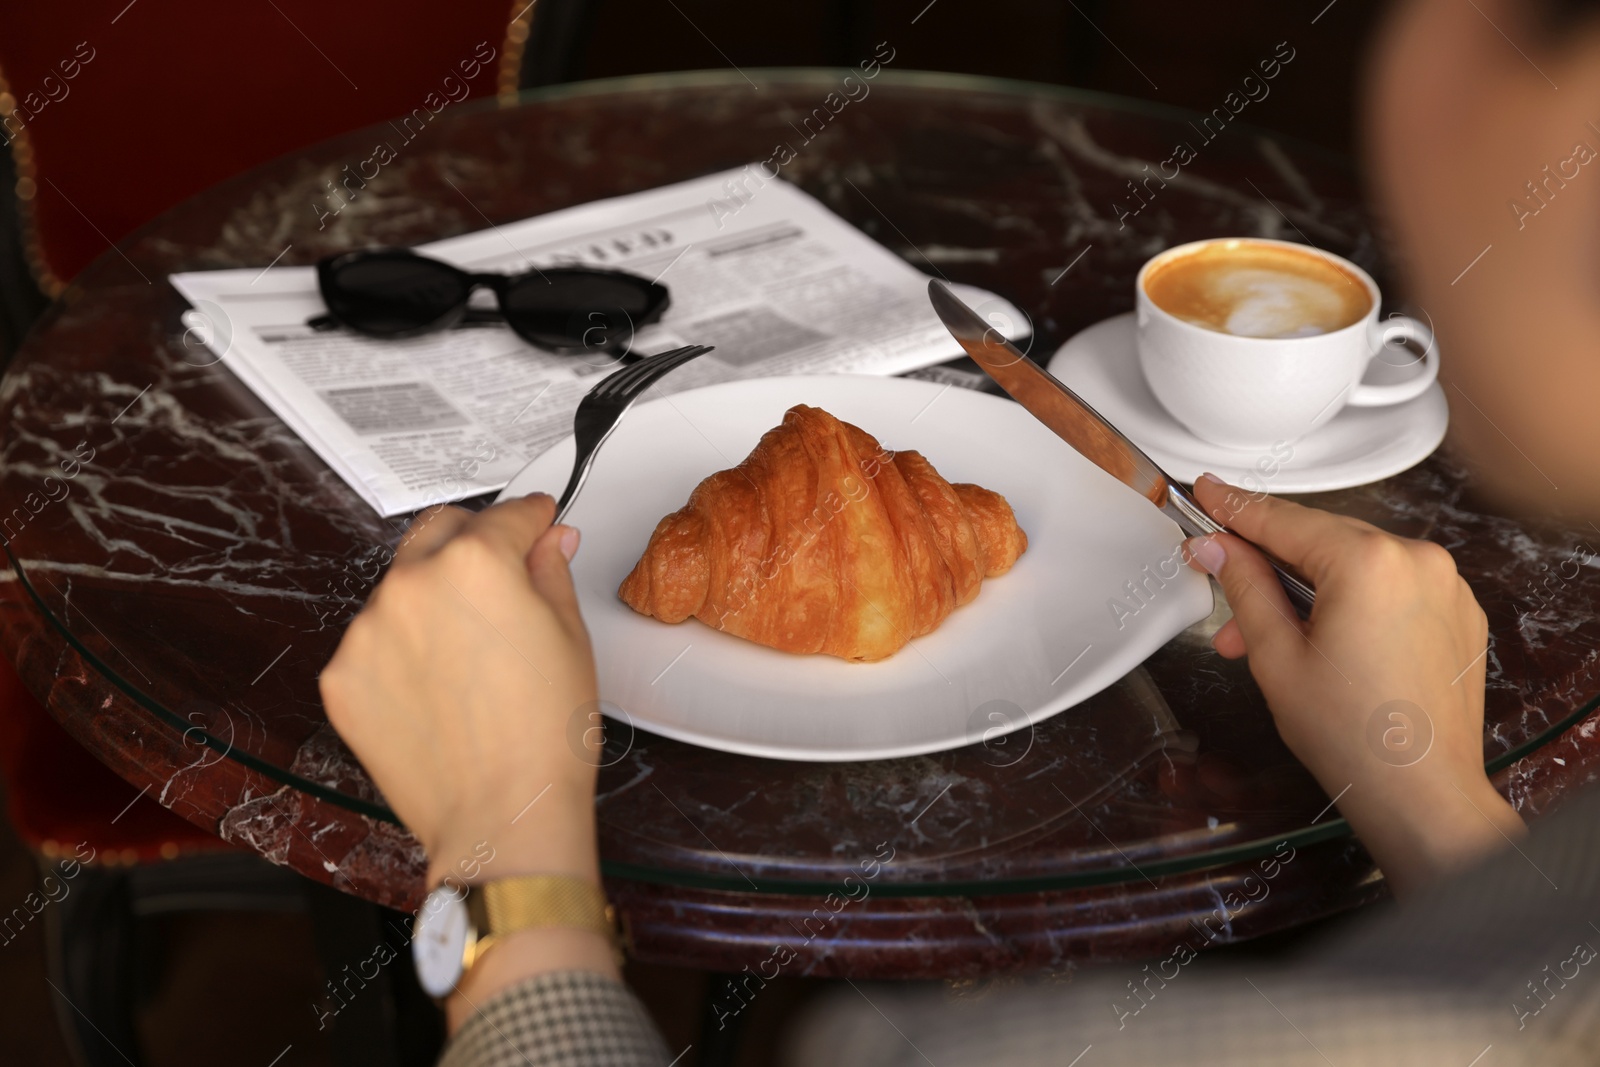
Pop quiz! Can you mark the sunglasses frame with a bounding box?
[314,248,672,355]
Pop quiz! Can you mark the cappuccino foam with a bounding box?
[1143,242,1370,338]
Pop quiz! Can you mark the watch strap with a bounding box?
[463,875,622,969]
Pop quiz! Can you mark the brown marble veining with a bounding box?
[2,71,1598,974]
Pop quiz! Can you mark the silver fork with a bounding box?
[551,344,714,522]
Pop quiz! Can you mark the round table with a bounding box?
[4,70,1598,979]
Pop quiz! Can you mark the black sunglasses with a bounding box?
[309,248,671,356]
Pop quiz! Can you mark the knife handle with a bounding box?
[1264,558,1317,620]
[1162,484,1316,621]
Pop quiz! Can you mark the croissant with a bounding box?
[618,404,1027,662]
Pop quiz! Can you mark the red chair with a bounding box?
[1,1,535,292]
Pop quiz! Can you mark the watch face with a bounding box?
[413,887,471,998]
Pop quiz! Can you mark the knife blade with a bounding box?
[927,278,1315,618]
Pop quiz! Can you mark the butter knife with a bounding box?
[927,279,1315,618]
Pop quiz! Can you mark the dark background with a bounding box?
[568,0,1386,156]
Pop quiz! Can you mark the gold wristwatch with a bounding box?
[411,874,623,998]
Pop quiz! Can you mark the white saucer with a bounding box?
[1044,313,1449,494]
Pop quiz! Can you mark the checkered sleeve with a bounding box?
[439,971,671,1067]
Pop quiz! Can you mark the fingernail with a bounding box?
[1190,535,1227,576]
[558,526,581,562]
[1198,472,1226,489]
[530,491,553,502]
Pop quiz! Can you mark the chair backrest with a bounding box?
[0,1,534,294]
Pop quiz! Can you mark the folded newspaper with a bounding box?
[170,168,1026,517]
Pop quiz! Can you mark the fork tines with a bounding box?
[595,344,714,399]
[551,343,714,523]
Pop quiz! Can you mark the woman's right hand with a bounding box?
[1185,474,1524,896]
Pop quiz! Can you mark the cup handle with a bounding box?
[1346,314,1439,407]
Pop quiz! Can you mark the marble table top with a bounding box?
[4,70,1598,976]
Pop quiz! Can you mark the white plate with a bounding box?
[496,374,1214,761]
[1045,313,1450,493]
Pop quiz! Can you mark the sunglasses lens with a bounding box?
[502,272,665,354]
[322,255,469,336]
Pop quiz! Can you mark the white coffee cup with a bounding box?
[1135,237,1438,450]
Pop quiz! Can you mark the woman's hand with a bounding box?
[319,494,617,1025]
[1186,475,1524,896]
